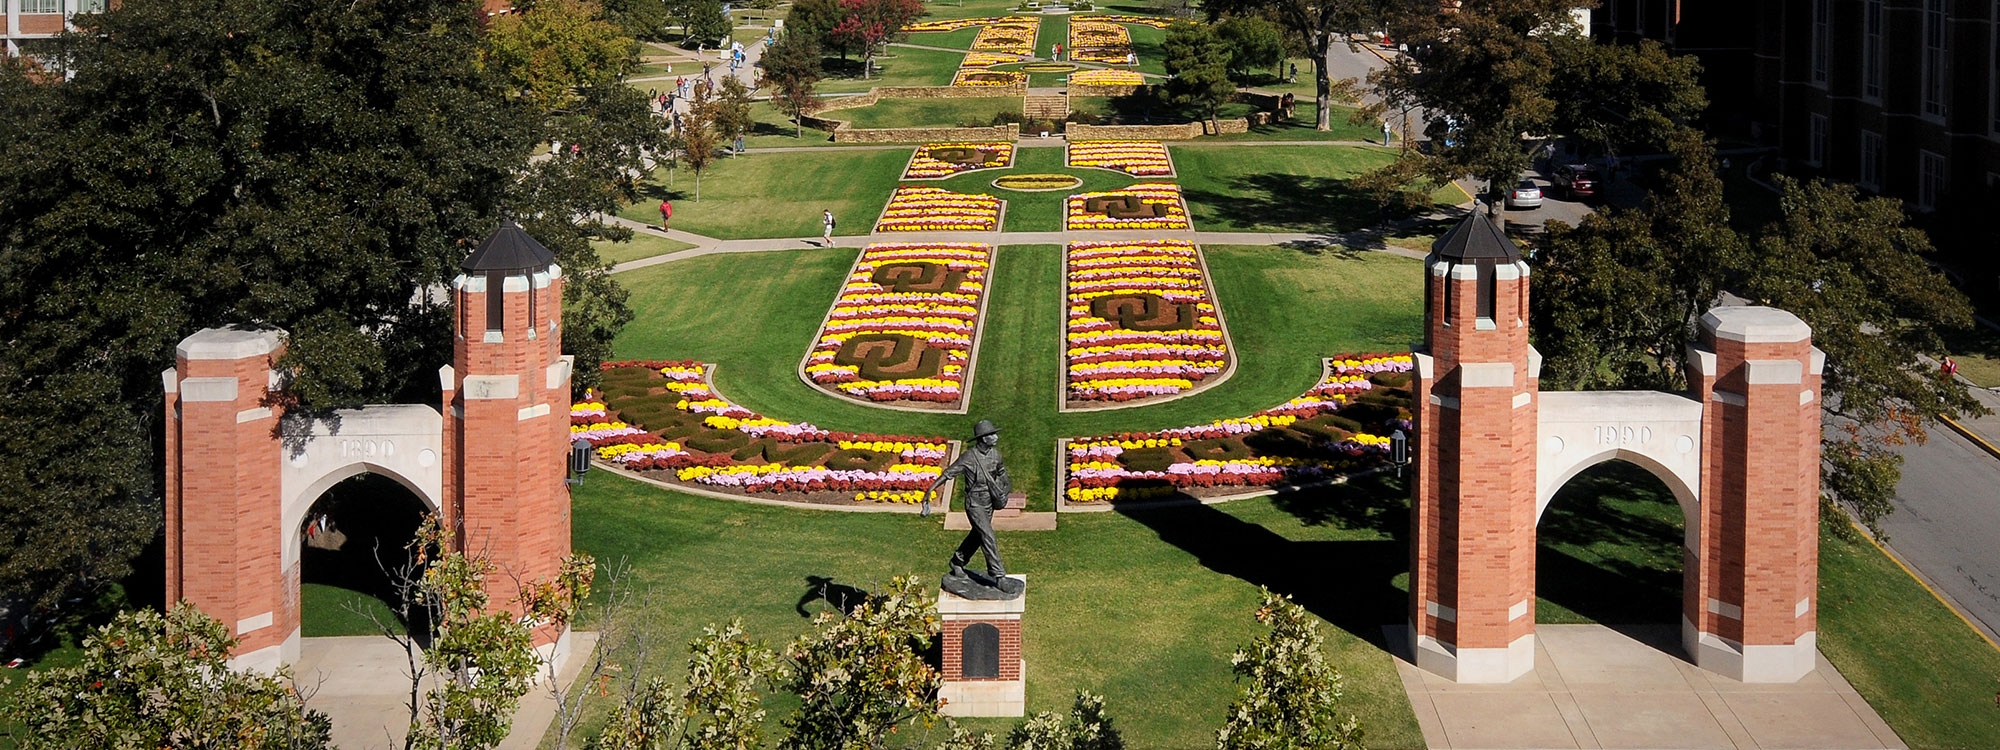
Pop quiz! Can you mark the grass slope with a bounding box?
[832,96,1024,129]
[618,148,909,239]
[1172,144,1454,234]
[819,46,965,93]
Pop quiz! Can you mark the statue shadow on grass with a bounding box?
[796,576,874,618]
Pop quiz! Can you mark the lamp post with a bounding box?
[1390,429,1409,479]
[566,438,592,487]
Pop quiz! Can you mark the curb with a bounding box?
[1937,415,2000,461]
[1845,518,2000,655]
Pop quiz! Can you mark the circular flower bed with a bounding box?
[991,173,1083,192]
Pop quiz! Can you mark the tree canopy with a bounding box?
[1204,0,1373,130]
[1163,20,1237,131]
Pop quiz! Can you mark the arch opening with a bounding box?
[1535,459,1688,629]
[298,473,432,637]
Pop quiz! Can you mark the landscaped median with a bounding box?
[577,361,958,508]
[1064,183,1191,230]
[874,185,1002,232]
[1064,240,1230,409]
[801,243,994,412]
[1060,355,1414,507]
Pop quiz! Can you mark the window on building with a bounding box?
[1636,0,1648,37]
[1808,114,1828,166]
[1918,150,1946,212]
[1475,259,1496,321]
[20,0,62,12]
[1860,131,1883,190]
[1922,0,1948,119]
[78,0,107,12]
[1863,0,1884,100]
[1811,0,1831,86]
[485,270,506,332]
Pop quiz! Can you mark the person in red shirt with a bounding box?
[659,200,672,230]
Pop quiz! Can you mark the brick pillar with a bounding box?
[163,328,297,673]
[447,223,575,662]
[1686,307,1821,682]
[938,575,1026,716]
[1409,215,1539,683]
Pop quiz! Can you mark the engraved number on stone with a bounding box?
[1593,425,1651,446]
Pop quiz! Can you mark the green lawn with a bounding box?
[617,148,910,239]
[592,233,697,265]
[901,27,984,51]
[1536,462,1688,624]
[830,96,1023,129]
[300,583,406,637]
[929,146,1137,231]
[609,244,1428,511]
[562,471,1428,748]
[1204,108,1388,144]
[1128,23,1167,77]
[819,46,965,93]
[1171,144,1433,234]
[913,0,1038,21]
[744,100,839,148]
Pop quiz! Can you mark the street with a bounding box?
[1881,418,2000,643]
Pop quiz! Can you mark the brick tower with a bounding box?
[443,220,576,659]
[1685,307,1821,681]
[163,328,295,672]
[1408,211,1540,682]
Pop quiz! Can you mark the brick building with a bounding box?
[3,0,105,56]
[1593,0,2000,292]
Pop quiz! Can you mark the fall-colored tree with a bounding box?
[761,32,826,138]
[826,0,924,80]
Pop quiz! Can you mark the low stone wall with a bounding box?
[1068,83,1150,98]
[828,124,1018,144]
[1066,121,1206,140]
[817,84,1030,114]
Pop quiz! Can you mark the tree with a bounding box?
[1545,35,1707,159]
[1741,177,1980,532]
[1005,692,1126,750]
[785,0,847,58]
[676,81,724,201]
[681,620,791,749]
[1214,589,1363,750]
[778,575,942,750]
[1203,0,1368,130]
[393,518,546,750]
[1163,21,1237,132]
[761,32,826,139]
[675,0,733,50]
[601,0,674,40]
[1214,15,1285,83]
[715,76,757,153]
[483,0,639,116]
[1373,0,1584,200]
[1,603,332,749]
[827,0,924,80]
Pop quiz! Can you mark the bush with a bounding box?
[991,111,1025,125]
[1116,447,1177,473]
[1066,111,1102,125]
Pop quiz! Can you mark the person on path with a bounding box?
[659,200,673,230]
[1053,42,1062,60]
[821,209,835,245]
[1288,62,1297,83]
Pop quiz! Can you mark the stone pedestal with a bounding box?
[938,574,1025,717]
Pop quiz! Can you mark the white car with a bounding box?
[1507,179,1543,209]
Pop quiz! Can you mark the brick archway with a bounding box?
[163,222,577,673]
[1408,214,1822,684]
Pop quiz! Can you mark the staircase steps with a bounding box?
[1024,93,1070,122]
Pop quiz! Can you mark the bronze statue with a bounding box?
[926,419,1023,600]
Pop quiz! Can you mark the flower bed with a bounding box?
[960,51,1020,67]
[1067,69,1144,87]
[952,69,1028,87]
[1063,240,1229,407]
[1068,21,1132,64]
[581,361,955,506]
[903,142,1015,179]
[1061,355,1416,505]
[1066,140,1174,177]
[970,19,1037,56]
[905,16,1008,33]
[875,186,1001,232]
[1064,183,1189,230]
[1071,14,1173,29]
[801,243,993,410]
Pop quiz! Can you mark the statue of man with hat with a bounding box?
[924,419,1023,599]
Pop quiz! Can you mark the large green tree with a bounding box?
[1214,15,1286,83]
[1204,0,1371,130]
[1545,35,1707,159]
[0,0,646,626]
[760,31,825,138]
[1163,20,1236,132]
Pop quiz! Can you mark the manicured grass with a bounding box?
[1128,23,1167,77]
[1203,109,1387,144]
[1171,144,1419,234]
[901,27,984,51]
[1535,462,1687,625]
[913,0,1036,21]
[617,148,909,239]
[829,96,1023,129]
[1941,325,2000,388]
[564,471,1427,748]
[609,244,1428,511]
[592,233,697,265]
[300,583,405,637]
[819,46,965,93]
[744,100,839,148]
[929,146,1137,232]
[1819,527,2000,749]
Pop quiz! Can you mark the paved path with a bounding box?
[1876,384,2000,646]
[1391,624,1905,749]
[299,632,599,750]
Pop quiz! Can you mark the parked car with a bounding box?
[1549,163,1600,200]
[1506,179,1543,209]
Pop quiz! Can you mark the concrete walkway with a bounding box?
[298,632,598,750]
[1390,624,1905,749]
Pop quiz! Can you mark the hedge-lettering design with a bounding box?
[871,262,966,293]
[1089,293,1195,331]
[835,333,947,382]
[1083,194,1169,220]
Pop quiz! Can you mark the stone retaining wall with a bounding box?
[819,123,1018,144]
[1066,121,1206,140]
[1068,83,1150,98]
[817,84,1030,114]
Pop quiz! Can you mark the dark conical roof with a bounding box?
[1431,210,1521,262]
[461,219,556,272]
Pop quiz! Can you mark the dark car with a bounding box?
[1549,164,1600,200]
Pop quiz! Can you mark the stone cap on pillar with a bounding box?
[1701,307,1811,344]
[176,328,287,361]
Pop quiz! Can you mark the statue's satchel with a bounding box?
[990,464,1012,509]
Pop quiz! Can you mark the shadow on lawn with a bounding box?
[1537,460,1685,627]
[1183,173,1394,235]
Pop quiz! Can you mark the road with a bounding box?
[1879,410,2000,644]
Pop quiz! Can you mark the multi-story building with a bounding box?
[1595,0,2000,294]
[4,0,107,56]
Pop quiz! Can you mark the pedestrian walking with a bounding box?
[1942,356,1960,380]
[734,134,746,154]
[659,199,673,230]
[1287,62,1297,83]
[821,209,836,246]
[1053,42,1062,60]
